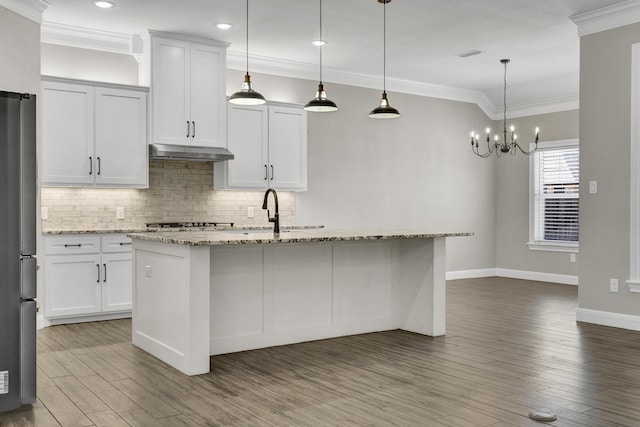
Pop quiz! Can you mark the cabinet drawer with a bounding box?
[44,235,100,255]
[101,235,133,253]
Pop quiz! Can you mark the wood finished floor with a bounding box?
[2,277,640,426]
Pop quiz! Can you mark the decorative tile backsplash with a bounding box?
[41,161,296,231]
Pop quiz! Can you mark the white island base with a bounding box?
[131,235,449,376]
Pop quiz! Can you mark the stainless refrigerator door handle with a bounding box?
[96,264,100,283]
[89,156,93,175]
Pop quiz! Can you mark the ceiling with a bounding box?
[41,0,628,117]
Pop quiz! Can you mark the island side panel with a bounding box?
[132,240,211,375]
[395,237,446,336]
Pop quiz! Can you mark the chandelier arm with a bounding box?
[513,141,539,156]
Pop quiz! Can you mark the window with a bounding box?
[528,139,579,252]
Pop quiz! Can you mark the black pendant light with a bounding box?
[304,0,338,112]
[369,0,399,119]
[229,0,266,105]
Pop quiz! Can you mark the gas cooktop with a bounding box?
[146,221,235,228]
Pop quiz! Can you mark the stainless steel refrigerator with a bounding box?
[0,91,37,413]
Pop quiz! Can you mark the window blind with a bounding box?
[535,147,579,242]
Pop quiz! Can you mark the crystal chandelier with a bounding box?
[471,59,539,158]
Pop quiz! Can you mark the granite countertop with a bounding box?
[126,229,472,246]
[42,228,150,235]
[42,224,324,235]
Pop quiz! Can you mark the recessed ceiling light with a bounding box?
[311,40,326,47]
[93,1,115,8]
[216,23,233,30]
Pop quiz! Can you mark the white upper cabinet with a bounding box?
[268,106,307,190]
[41,81,95,185]
[214,103,307,191]
[151,32,228,148]
[94,87,148,186]
[41,78,148,188]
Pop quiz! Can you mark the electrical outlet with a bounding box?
[610,278,619,293]
[248,207,254,218]
[570,253,576,263]
[41,206,48,220]
[116,207,125,220]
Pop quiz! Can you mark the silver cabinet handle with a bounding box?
[97,157,101,175]
[103,263,107,283]
[186,121,190,138]
[264,165,268,180]
[89,157,93,175]
[192,121,195,138]
[96,264,100,283]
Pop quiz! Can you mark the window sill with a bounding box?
[527,241,579,253]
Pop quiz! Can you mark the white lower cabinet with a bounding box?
[44,234,132,321]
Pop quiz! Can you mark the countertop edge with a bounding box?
[126,230,473,246]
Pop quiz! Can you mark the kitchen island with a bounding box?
[127,229,470,375]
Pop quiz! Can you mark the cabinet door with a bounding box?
[152,37,190,145]
[41,82,94,185]
[190,42,227,148]
[268,106,307,190]
[224,104,269,188]
[44,254,102,318]
[101,253,132,312]
[95,87,148,187]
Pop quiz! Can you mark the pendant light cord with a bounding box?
[503,60,507,141]
[383,0,387,93]
[319,0,323,84]
[246,0,249,74]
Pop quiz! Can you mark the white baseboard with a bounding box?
[40,311,132,328]
[37,314,49,330]
[576,308,640,331]
[446,268,497,280]
[496,268,578,286]
[446,268,578,285]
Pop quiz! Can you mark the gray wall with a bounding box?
[579,23,640,316]
[495,110,579,276]
[228,70,497,272]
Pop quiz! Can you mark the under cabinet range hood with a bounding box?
[149,143,234,162]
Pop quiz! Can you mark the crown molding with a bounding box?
[495,95,579,120]
[227,50,498,117]
[570,0,640,37]
[227,50,575,119]
[41,21,143,57]
[0,0,48,23]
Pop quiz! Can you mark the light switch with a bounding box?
[589,181,598,194]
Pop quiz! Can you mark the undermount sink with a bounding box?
[220,229,290,235]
